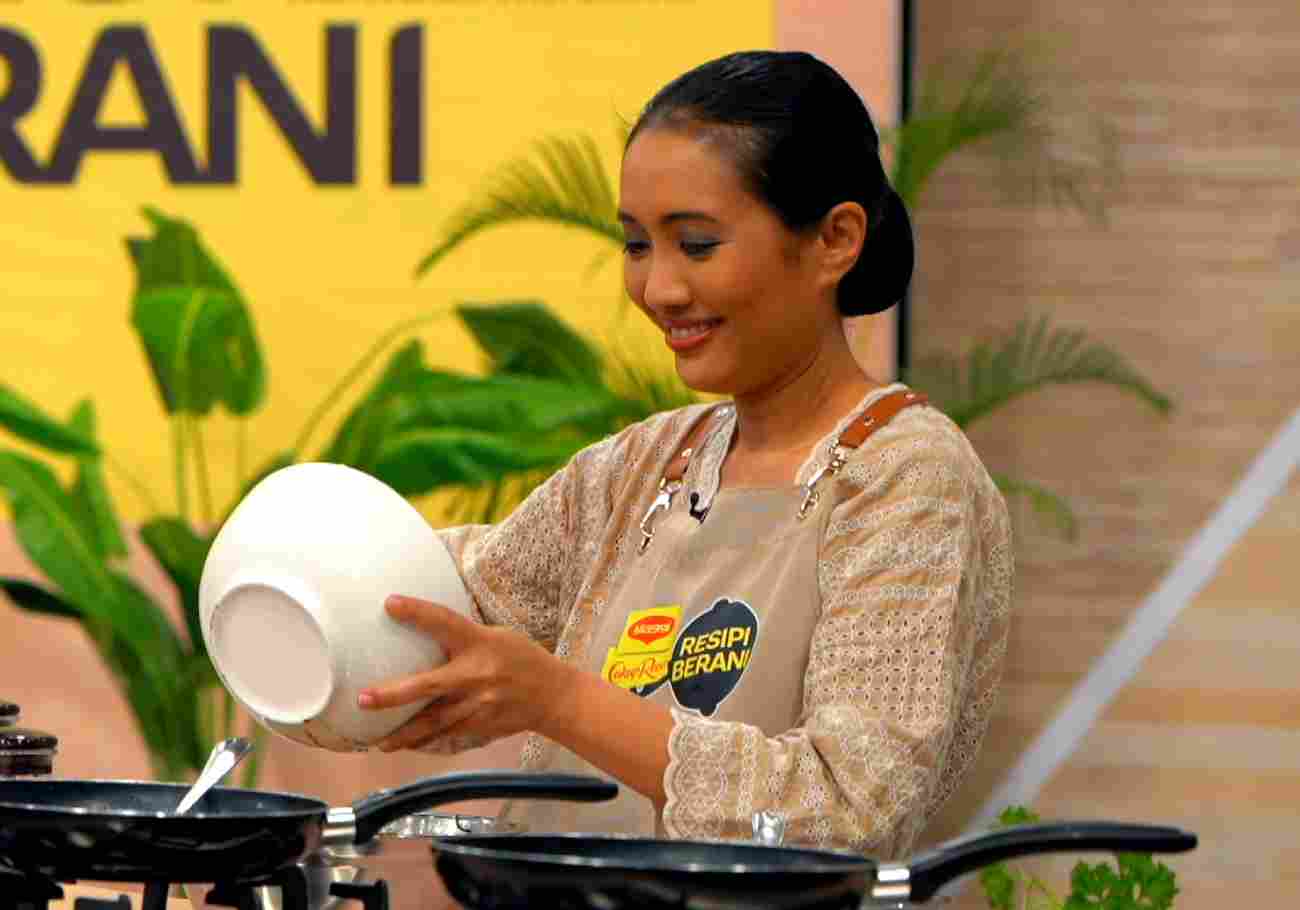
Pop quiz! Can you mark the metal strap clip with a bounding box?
[638,478,681,553]
[797,444,851,520]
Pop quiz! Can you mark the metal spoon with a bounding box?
[174,736,254,814]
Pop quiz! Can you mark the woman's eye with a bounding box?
[624,239,650,256]
[682,240,720,258]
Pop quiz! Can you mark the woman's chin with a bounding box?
[674,362,735,397]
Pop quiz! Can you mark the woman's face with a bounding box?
[618,126,840,398]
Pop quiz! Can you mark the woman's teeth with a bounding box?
[669,320,719,338]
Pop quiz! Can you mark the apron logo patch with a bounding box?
[601,605,682,696]
[668,598,759,717]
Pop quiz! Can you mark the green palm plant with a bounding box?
[407,40,1167,537]
[886,42,1120,223]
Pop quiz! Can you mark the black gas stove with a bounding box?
[0,864,390,910]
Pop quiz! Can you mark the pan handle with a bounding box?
[348,771,618,843]
[898,821,1198,904]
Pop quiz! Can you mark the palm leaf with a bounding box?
[414,134,622,277]
[604,342,701,418]
[904,314,1173,429]
[371,427,584,496]
[885,43,1120,223]
[991,472,1078,540]
[457,301,607,384]
[432,341,698,526]
[438,468,557,526]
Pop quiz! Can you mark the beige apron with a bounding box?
[508,390,927,836]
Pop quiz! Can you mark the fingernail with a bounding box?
[358,692,375,708]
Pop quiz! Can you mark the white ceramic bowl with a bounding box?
[199,462,475,752]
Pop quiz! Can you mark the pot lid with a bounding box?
[0,726,57,752]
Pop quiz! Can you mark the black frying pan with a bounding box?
[0,771,616,883]
[432,822,1198,910]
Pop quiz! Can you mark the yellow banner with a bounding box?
[0,1,771,519]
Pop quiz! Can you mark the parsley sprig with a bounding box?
[979,807,1181,910]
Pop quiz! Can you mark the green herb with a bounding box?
[979,807,1181,910]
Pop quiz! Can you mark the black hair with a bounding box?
[627,50,913,316]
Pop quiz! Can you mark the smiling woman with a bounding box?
[357,51,1013,860]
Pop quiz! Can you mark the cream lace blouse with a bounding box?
[435,383,1014,858]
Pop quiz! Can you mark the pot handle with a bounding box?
[899,821,1198,904]
[349,771,618,843]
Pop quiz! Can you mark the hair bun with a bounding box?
[841,188,914,316]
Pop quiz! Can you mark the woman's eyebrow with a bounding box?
[617,210,722,226]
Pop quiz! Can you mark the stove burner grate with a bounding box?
[0,864,389,910]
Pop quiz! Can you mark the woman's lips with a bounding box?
[664,318,723,352]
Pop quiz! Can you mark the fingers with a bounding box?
[376,696,481,752]
[357,669,442,710]
[359,646,483,709]
[384,595,477,653]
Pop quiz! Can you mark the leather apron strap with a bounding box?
[639,389,929,550]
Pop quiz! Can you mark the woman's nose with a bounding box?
[641,255,691,309]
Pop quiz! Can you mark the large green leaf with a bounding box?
[414,134,622,277]
[0,450,188,696]
[457,301,606,384]
[0,384,99,455]
[128,208,266,417]
[321,339,430,469]
[371,428,584,496]
[323,338,630,481]
[139,518,211,654]
[67,401,128,559]
[0,458,201,777]
[0,573,198,774]
[0,450,129,629]
[109,572,205,772]
[385,371,633,437]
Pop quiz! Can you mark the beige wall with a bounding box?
[908,1,1300,907]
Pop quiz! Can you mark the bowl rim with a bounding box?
[208,571,336,725]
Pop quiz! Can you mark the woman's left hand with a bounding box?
[358,594,571,752]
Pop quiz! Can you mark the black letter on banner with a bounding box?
[0,28,44,181]
[208,25,357,185]
[45,27,203,184]
[388,24,422,186]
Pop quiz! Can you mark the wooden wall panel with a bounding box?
[911,1,1300,907]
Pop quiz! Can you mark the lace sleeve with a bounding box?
[662,415,1012,858]
[436,460,581,651]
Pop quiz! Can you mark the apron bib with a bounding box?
[506,389,929,835]
[509,482,828,836]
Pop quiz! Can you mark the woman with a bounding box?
[358,50,1013,858]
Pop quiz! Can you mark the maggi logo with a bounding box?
[628,615,675,646]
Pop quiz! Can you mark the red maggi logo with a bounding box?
[628,615,675,646]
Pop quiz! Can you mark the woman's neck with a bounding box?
[728,335,883,459]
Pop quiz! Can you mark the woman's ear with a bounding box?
[817,201,868,289]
